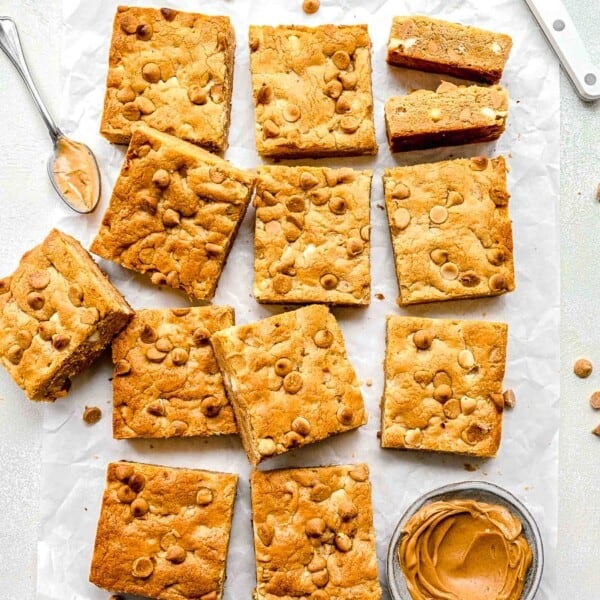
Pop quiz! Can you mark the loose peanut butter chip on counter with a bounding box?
[302,0,320,13]
[593,424,600,437]
[503,389,516,409]
[258,437,277,456]
[83,406,102,425]
[413,329,433,350]
[589,391,600,410]
[132,557,154,578]
[574,358,593,378]
[441,262,459,280]
[314,329,334,348]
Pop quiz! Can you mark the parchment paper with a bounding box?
[36,0,560,597]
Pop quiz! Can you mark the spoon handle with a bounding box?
[0,17,62,141]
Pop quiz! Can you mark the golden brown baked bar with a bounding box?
[89,461,237,600]
[381,315,507,457]
[383,156,514,306]
[0,229,132,402]
[91,124,256,301]
[251,464,381,600]
[101,6,235,152]
[210,305,366,466]
[387,16,512,84]
[112,306,236,439]
[385,82,508,152]
[249,24,377,158]
[254,166,372,305]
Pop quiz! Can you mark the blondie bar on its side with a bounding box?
[0,229,133,401]
[251,464,382,600]
[101,6,235,152]
[381,315,508,457]
[89,461,238,600]
[387,16,512,84]
[249,24,377,158]
[383,156,514,305]
[385,82,508,152]
[91,124,256,301]
[112,306,236,439]
[210,305,366,466]
[254,166,372,306]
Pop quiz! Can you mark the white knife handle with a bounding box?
[525,0,600,102]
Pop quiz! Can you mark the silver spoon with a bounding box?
[0,17,101,213]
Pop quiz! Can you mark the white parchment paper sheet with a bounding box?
[34,0,559,598]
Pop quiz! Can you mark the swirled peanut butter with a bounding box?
[399,499,533,600]
[51,138,99,212]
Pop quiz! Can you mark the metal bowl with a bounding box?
[386,480,544,600]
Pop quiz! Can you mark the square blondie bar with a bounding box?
[112,305,236,439]
[91,124,256,301]
[0,229,132,401]
[249,24,377,158]
[383,156,515,305]
[254,166,372,305]
[89,461,238,600]
[387,16,512,84]
[210,305,366,466]
[381,315,508,457]
[385,82,509,152]
[251,464,381,600]
[101,6,235,152]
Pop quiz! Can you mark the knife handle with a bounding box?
[525,0,600,102]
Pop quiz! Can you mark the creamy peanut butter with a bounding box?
[399,499,532,600]
[51,138,99,212]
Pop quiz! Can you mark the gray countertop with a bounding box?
[0,0,598,598]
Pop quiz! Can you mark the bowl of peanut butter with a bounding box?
[387,480,543,600]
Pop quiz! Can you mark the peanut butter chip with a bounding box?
[16,330,32,350]
[339,71,357,90]
[152,169,170,188]
[120,14,138,34]
[117,485,136,503]
[391,183,410,199]
[309,189,330,206]
[171,348,188,366]
[460,396,477,415]
[115,464,133,482]
[311,484,331,502]
[196,487,214,506]
[340,116,360,133]
[346,238,364,257]
[273,273,293,294]
[593,425,600,437]
[206,242,222,256]
[458,349,476,370]
[328,196,346,215]
[284,431,303,448]
[487,248,506,266]
[210,84,224,104]
[446,191,464,207]
[314,329,334,348]
[460,272,480,288]
[146,347,167,363]
[430,249,448,265]
[338,168,356,183]
[320,273,338,290]
[590,391,600,409]
[300,172,319,190]
[292,416,311,436]
[338,498,358,520]
[201,396,221,417]
[574,358,593,378]
[160,7,177,20]
[429,205,448,224]
[29,271,50,290]
[122,102,140,121]
[27,291,44,310]
[131,497,149,518]
[503,389,516,409]
[348,464,368,481]
[275,357,293,376]
[162,208,180,228]
[433,384,453,403]
[165,545,186,564]
[332,50,351,70]
[132,557,153,578]
[188,85,207,105]
[302,0,320,13]
[283,104,301,123]
[444,398,461,419]
[142,62,160,83]
[441,262,459,280]
[116,86,136,103]
[413,329,433,350]
[141,325,157,344]
[156,338,173,353]
[404,428,423,447]
[360,225,370,242]
[147,400,165,417]
[83,406,102,425]
[334,532,353,552]
[258,523,274,546]
[136,23,152,41]
[461,423,488,445]
[257,84,273,104]
[263,119,280,138]
[258,437,276,456]
[325,80,343,99]
[336,406,353,425]
[192,327,210,346]
[7,345,23,365]
[489,273,507,292]
[283,372,303,394]
[305,517,326,537]
[312,570,329,588]
[335,96,352,114]
[414,370,432,386]
[0,277,11,294]
[129,472,145,492]
[171,420,188,435]
[470,157,488,171]
[52,333,70,351]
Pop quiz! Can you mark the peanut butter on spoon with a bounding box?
[399,499,533,600]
